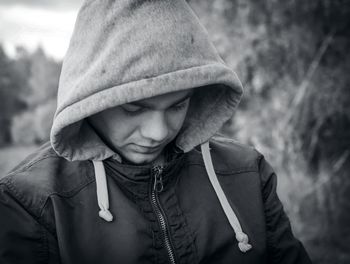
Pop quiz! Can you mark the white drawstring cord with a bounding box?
[201,141,252,253]
[91,143,252,252]
[92,160,114,222]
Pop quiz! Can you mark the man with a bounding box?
[0,0,312,263]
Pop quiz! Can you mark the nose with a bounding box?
[141,111,169,143]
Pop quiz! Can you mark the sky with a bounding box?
[0,0,83,59]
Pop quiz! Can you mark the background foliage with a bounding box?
[0,46,60,146]
[187,1,350,263]
[0,0,349,263]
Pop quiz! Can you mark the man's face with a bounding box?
[88,90,192,165]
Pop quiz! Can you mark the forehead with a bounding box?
[131,89,193,109]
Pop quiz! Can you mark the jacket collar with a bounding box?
[103,152,186,187]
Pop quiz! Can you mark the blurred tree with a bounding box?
[11,99,56,145]
[23,47,61,107]
[188,1,350,263]
[10,47,61,144]
[0,44,61,145]
[0,45,27,146]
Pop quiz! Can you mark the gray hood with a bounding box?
[50,0,243,161]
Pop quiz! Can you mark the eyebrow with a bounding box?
[128,92,193,108]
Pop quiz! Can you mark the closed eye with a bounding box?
[121,104,145,115]
[169,100,189,111]
[121,96,191,115]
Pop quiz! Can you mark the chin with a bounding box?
[123,152,159,165]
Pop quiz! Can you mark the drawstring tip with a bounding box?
[99,209,114,222]
[236,232,252,253]
[238,242,252,252]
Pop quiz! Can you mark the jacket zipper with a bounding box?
[151,165,177,264]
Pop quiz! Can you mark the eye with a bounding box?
[121,104,144,116]
[170,100,189,112]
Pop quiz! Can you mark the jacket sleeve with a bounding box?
[0,180,59,264]
[258,156,312,263]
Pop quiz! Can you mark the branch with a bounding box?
[281,29,335,128]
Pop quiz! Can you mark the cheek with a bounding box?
[167,109,188,132]
[103,110,139,143]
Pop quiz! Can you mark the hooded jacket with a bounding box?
[0,0,312,263]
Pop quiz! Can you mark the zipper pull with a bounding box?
[152,166,164,193]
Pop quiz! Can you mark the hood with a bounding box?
[50,0,243,161]
[49,0,252,253]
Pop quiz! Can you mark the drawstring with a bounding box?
[201,141,252,253]
[92,160,114,222]
[92,142,252,252]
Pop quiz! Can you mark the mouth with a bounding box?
[130,144,163,154]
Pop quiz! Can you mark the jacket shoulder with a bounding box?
[208,137,262,174]
[0,142,95,217]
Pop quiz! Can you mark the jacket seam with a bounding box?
[4,178,37,215]
[256,152,265,183]
[39,178,97,218]
[256,153,272,256]
[3,179,53,233]
[45,177,96,200]
[37,178,96,237]
[39,221,50,264]
[186,162,259,175]
[1,181,51,263]
[257,153,286,262]
[171,188,199,263]
[3,175,96,237]
[6,153,59,177]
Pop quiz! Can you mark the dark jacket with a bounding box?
[0,140,311,264]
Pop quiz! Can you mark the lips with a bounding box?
[130,144,162,154]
